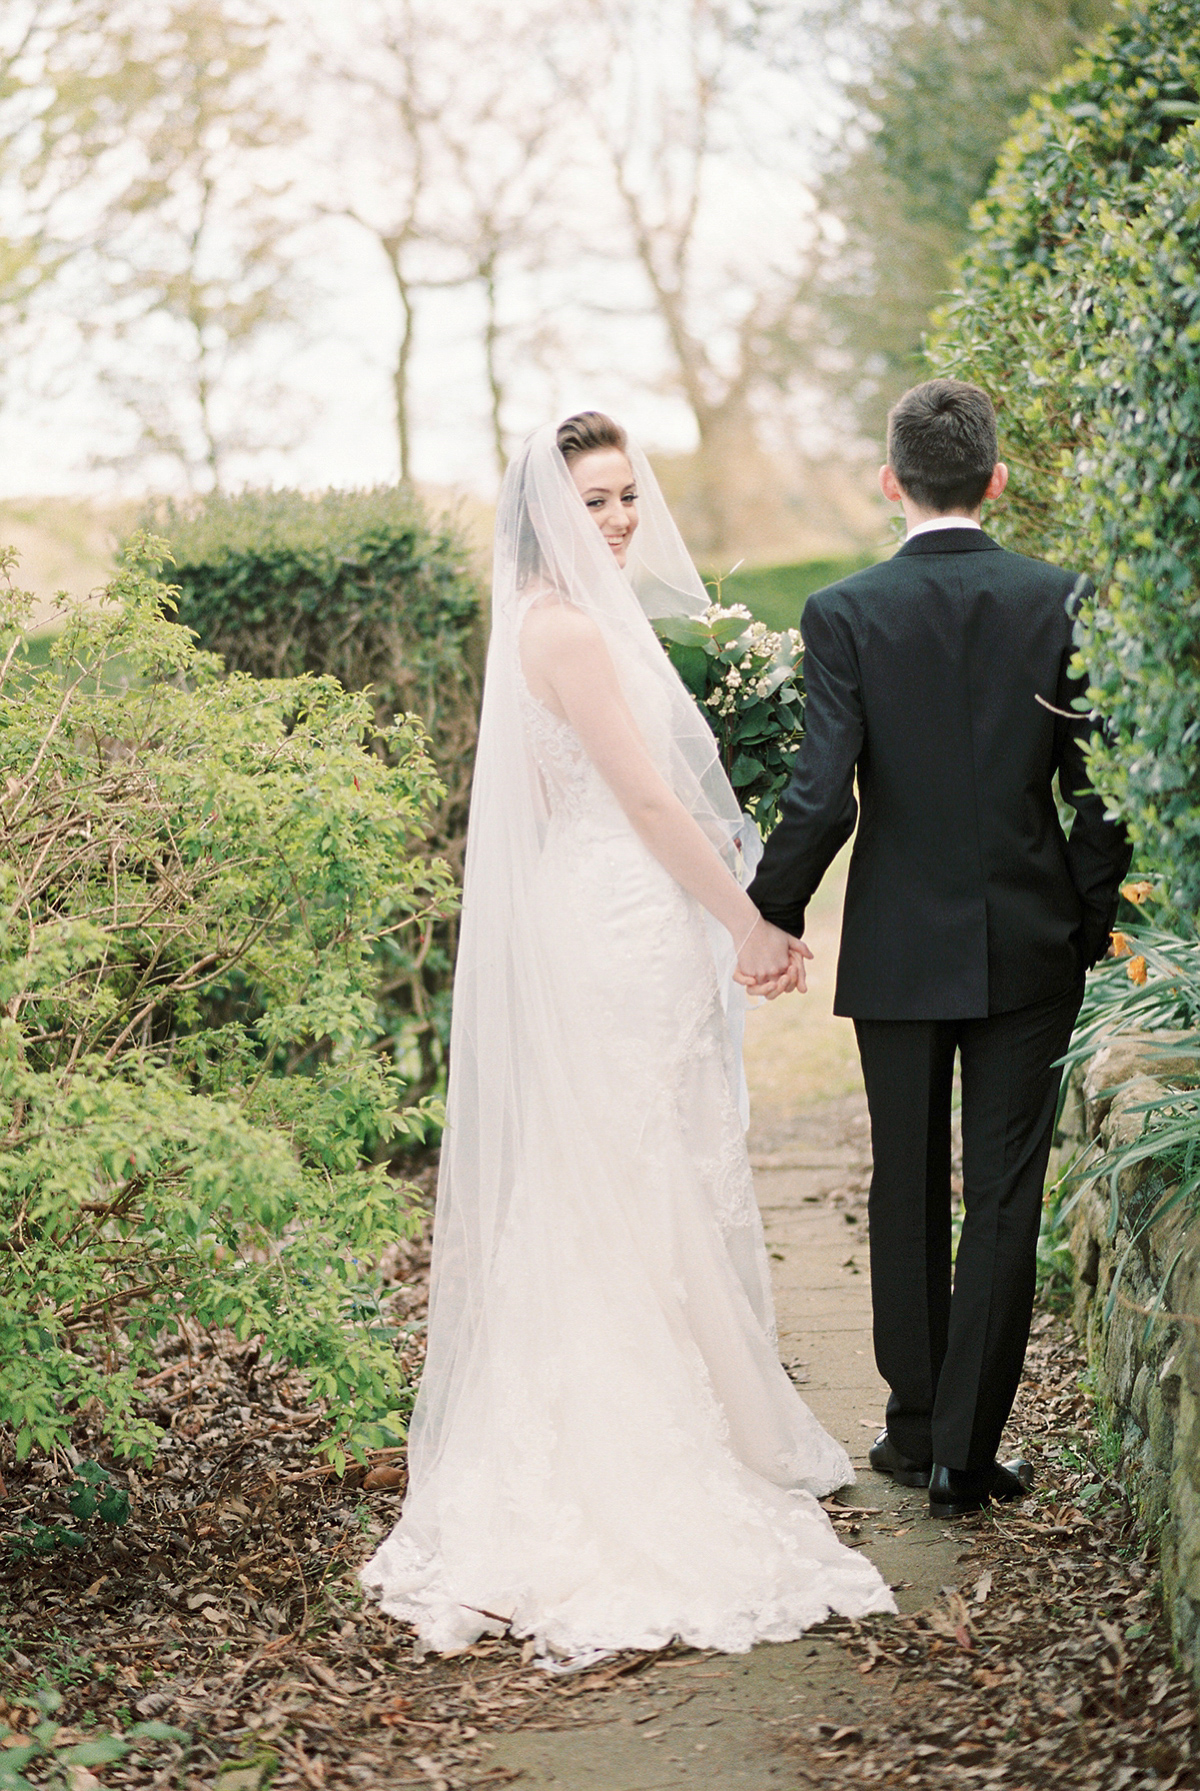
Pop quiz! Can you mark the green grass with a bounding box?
[701,554,880,633]
[5,629,143,693]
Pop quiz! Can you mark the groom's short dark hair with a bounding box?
[887,379,998,512]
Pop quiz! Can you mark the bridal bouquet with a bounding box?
[652,600,805,834]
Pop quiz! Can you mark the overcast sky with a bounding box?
[0,0,847,502]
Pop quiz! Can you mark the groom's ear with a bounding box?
[879,464,905,504]
[983,463,1009,502]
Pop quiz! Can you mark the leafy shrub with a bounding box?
[0,1687,185,1791]
[653,602,805,834]
[1066,129,1200,921]
[147,487,483,1092]
[929,0,1200,924]
[0,539,454,1467]
[929,0,1200,561]
[5,1462,129,1560]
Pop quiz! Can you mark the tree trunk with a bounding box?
[383,241,417,484]
[482,263,507,477]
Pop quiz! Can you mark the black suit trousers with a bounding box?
[854,979,1083,1472]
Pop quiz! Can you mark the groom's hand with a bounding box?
[786,936,814,995]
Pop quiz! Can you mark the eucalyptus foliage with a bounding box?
[0,538,454,1466]
[653,602,804,834]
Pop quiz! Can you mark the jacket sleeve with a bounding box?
[1055,611,1133,969]
[745,591,862,937]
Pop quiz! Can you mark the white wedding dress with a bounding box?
[361,427,894,1658]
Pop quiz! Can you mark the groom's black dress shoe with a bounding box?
[868,1429,932,1489]
[928,1459,1034,1518]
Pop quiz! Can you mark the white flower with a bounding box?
[726,668,742,688]
[706,689,722,708]
[756,678,770,697]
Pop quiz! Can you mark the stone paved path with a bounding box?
[486,857,965,1788]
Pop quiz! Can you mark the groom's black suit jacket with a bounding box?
[746,529,1132,1021]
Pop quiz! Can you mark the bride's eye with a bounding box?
[623,491,638,504]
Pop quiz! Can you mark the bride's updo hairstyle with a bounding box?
[556,411,628,464]
[513,413,631,588]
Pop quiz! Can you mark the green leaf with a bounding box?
[60,1739,130,1766]
[731,753,766,786]
[665,644,711,700]
[97,1489,131,1525]
[709,616,751,646]
[652,615,709,647]
[0,1745,40,1772]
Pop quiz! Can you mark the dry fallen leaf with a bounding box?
[362,1465,405,1490]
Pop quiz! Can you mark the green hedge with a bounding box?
[929,0,1200,923]
[146,487,484,1096]
[929,0,1200,561]
[1069,127,1200,920]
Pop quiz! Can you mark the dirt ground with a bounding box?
[1,854,1196,1789]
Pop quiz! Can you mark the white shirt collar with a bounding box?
[904,514,983,542]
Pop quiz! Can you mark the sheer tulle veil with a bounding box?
[405,423,746,1495]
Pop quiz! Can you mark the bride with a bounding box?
[361,412,895,1657]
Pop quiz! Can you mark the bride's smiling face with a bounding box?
[569,448,639,567]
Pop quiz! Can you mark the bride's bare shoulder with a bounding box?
[520,597,605,661]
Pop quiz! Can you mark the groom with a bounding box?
[747,378,1131,1517]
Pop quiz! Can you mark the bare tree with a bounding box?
[432,24,568,475]
[91,0,302,491]
[0,2,166,383]
[550,0,817,554]
[311,0,567,482]
[307,0,457,483]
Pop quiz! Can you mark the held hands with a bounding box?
[733,916,813,999]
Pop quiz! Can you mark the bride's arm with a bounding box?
[522,606,799,989]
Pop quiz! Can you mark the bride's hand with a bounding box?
[733,915,796,998]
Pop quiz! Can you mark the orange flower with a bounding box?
[1110,930,1132,957]
[1121,880,1156,906]
[1127,955,1148,986]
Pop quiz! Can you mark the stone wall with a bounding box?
[1058,1034,1200,1690]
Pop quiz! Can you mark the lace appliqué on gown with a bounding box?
[361,672,895,1658]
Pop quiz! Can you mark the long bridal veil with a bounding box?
[408,426,746,1495]
[363,423,895,1655]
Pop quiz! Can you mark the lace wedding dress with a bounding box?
[360,427,894,1658]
